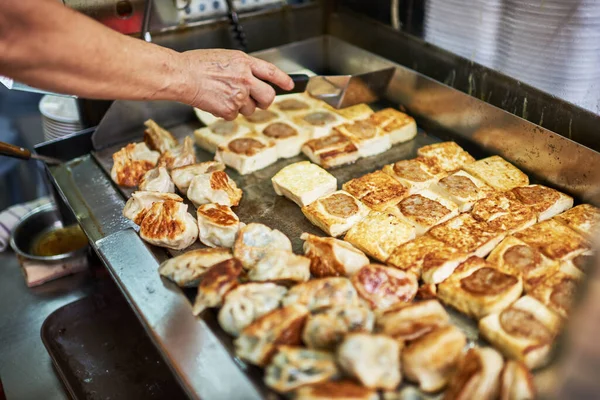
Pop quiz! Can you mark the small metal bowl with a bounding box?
[10,203,88,263]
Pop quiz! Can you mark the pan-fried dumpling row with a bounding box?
[111,142,160,187]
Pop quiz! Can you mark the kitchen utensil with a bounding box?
[0,141,62,165]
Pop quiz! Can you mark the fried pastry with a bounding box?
[430,170,494,212]
[261,120,310,159]
[264,346,338,393]
[335,119,391,157]
[111,142,160,187]
[301,233,369,278]
[479,295,561,369]
[138,200,198,250]
[345,211,416,262]
[302,305,375,350]
[187,170,243,207]
[170,161,226,195]
[215,134,278,175]
[382,157,443,195]
[233,223,292,269]
[443,347,504,400]
[293,109,346,139]
[376,299,450,341]
[337,333,402,390]
[437,256,523,319]
[470,192,537,234]
[122,191,183,224]
[402,325,467,392]
[301,132,360,169]
[294,380,379,400]
[331,103,374,121]
[510,184,573,221]
[369,108,417,145]
[234,304,309,366]
[192,258,243,316]
[342,170,409,211]
[352,264,418,310]
[218,282,287,337]
[196,204,241,248]
[282,277,359,311]
[193,119,251,153]
[158,136,196,170]
[499,360,536,400]
[462,155,529,191]
[143,119,178,154]
[138,166,175,193]
[513,219,590,261]
[158,247,232,287]
[529,268,582,318]
[248,249,310,284]
[271,161,337,207]
[554,203,600,238]
[417,141,475,172]
[301,190,370,237]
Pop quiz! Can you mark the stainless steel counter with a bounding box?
[0,252,95,400]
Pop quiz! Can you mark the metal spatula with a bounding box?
[0,141,62,165]
[272,67,396,109]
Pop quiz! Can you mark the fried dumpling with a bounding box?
[301,233,369,278]
[197,204,242,248]
[443,347,504,400]
[143,119,178,154]
[303,305,375,350]
[500,360,536,400]
[187,170,243,207]
[233,223,292,269]
[352,264,418,310]
[138,200,198,250]
[139,166,175,193]
[192,258,244,316]
[158,247,232,287]
[122,191,183,224]
[376,299,450,341]
[295,380,379,400]
[170,161,226,195]
[282,277,359,311]
[264,346,338,393]
[248,249,310,284]
[218,282,287,337]
[111,142,160,187]
[158,136,196,170]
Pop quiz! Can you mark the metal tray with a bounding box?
[39,36,600,400]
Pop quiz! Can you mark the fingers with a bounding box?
[249,57,294,91]
[250,77,276,109]
[238,97,257,117]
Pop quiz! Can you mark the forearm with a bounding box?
[0,0,190,103]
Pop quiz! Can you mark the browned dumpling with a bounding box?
[187,171,243,208]
[500,360,536,400]
[143,119,178,154]
[191,258,244,316]
[294,380,379,400]
[443,347,504,400]
[233,223,292,270]
[122,191,183,224]
[302,233,369,278]
[376,299,450,341]
[352,264,418,310]
[138,200,198,250]
[158,247,232,287]
[158,136,196,170]
[282,277,359,311]
[111,142,160,187]
[139,166,175,193]
[302,305,374,350]
[170,161,226,195]
[197,204,242,248]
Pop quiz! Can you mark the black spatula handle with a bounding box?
[271,74,310,95]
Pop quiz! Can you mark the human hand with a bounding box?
[179,49,293,120]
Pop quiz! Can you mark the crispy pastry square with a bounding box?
[375,299,450,341]
[295,380,379,400]
[510,184,573,221]
[345,211,416,262]
[241,109,281,132]
[111,142,160,187]
[402,325,467,393]
[215,134,278,175]
[192,258,244,315]
[437,256,523,319]
[342,170,409,211]
[417,141,475,172]
[302,190,370,237]
[143,119,178,154]
[554,204,600,239]
[302,132,360,169]
[500,360,536,400]
[382,157,444,195]
[282,277,360,311]
[337,333,402,390]
[386,189,459,235]
[271,161,337,208]
[462,155,529,191]
[428,214,505,258]
[529,268,583,318]
[248,249,311,284]
[170,161,226,195]
[486,236,560,293]
[187,170,243,207]
[513,219,589,261]
[260,120,311,159]
[430,170,495,212]
[369,108,417,145]
[301,233,369,278]
[194,119,251,153]
[443,347,504,400]
[234,304,309,367]
[158,247,232,287]
[351,264,418,310]
[302,305,375,350]
[471,192,537,234]
[334,119,391,158]
[294,109,347,139]
[479,295,561,369]
[197,204,241,248]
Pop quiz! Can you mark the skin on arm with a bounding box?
[0,0,293,120]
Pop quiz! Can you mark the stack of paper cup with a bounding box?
[39,95,83,141]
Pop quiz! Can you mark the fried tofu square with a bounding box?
[302,190,370,237]
[375,299,450,341]
[486,236,560,293]
[193,119,250,153]
[240,109,281,132]
[529,268,583,318]
[215,134,278,175]
[294,109,347,139]
[369,108,417,145]
[554,204,600,239]
[352,264,418,310]
[329,103,374,121]
[342,170,409,211]
[345,211,416,262]
[334,119,391,158]
[510,184,573,221]
[417,141,475,172]
[382,157,443,195]
[260,120,311,159]
[430,170,495,212]
[462,155,529,191]
[428,214,505,258]
[271,93,317,116]
[302,133,360,169]
[513,219,590,261]
[437,256,523,319]
[479,295,561,370]
[271,161,337,207]
[471,191,537,234]
[386,189,459,235]
[387,236,469,283]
